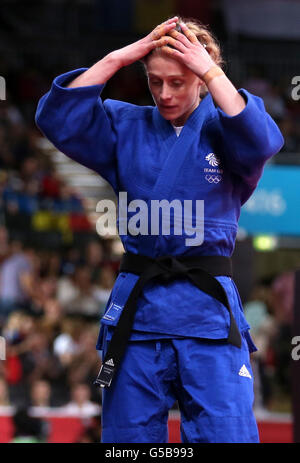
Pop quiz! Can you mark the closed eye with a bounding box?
[149,79,161,86]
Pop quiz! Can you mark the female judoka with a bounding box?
[35,16,284,443]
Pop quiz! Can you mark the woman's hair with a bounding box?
[142,17,225,97]
[143,17,225,70]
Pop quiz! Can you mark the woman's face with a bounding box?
[146,54,202,126]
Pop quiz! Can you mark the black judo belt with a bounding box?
[94,252,242,388]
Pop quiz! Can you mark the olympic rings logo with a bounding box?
[205,175,222,184]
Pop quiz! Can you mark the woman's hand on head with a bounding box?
[111,17,179,68]
[160,22,216,78]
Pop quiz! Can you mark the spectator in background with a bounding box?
[3,312,37,407]
[94,264,116,316]
[22,329,55,379]
[40,165,61,199]
[39,299,63,345]
[60,247,82,276]
[63,383,101,419]
[56,267,79,310]
[19,156,42,186]
[53,318,82,368]
[3,312,36,345]
[12,247,44,316]
[13,326,65,400]
[64,265,100,319]
[54,183,84,213]
[41,250,61,279]
[39,276,58,305]
[0,377,13,414]
[244,282,276,416]
[75,415,102,443]
[10,407,49,443]
[269,271,295,397]
[84,239,104,283]
[0,240,35,322]
[17,177,40,216]
[29,379,52,416]
[16,251,59,319]
[67,325,101,404]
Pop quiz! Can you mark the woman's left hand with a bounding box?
[161,22,216,78]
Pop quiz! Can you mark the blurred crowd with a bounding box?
[241,65,300,155]
[0,77,122,442]
[244,271,295,417]
[0,229,118,441]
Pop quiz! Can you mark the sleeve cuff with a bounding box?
[217,88,255,121]
[53,67,106,95]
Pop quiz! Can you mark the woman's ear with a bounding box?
[198,78,206,99]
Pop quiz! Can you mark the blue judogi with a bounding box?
[35,68,284,442]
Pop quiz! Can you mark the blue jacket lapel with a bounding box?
[151,93,215,199]
[137,93,216,256]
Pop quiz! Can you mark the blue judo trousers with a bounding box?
[35,68,284,443]
[101,331,259,443]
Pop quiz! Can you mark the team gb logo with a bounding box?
[205,153,220,167]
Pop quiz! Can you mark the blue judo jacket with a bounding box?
[35,68,284,350]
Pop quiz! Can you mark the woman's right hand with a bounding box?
[111,17,178,68]
[66,17,178,88]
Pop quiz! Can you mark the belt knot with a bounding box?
[155,255,187,281]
